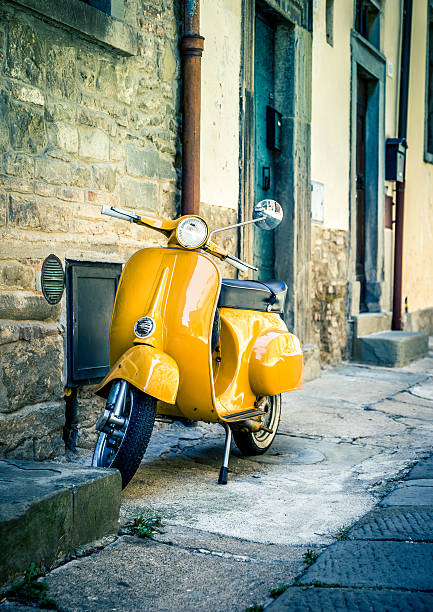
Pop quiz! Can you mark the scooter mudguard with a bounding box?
[249,329,303,396]
[96,344,179,405]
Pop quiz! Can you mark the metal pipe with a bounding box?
[181,1,204,216]
[392,0,412,330]
[218,423,232,485]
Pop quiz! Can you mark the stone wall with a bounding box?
[311,225,348,366]
[0,0,183,459]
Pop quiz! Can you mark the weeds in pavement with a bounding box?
[301,579,342,588]
[132,514,163,538]
[244,604,264,612]
[3,563,57,609]
[269,583,290,598]
[334,526,349,540]
[303,549,319,567]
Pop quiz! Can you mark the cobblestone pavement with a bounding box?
[2,340,433,611]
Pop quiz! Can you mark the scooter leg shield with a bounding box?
[96,345,179,405]
[249,329,303,396]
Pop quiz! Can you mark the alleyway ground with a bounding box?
[4,339,433,611]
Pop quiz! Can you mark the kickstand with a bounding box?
[218,422,232,485]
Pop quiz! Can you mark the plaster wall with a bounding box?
[311,0,352,230]
[200,0,241,211]
[403,0,433,313]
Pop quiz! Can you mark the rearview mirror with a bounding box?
[253,199,283,230]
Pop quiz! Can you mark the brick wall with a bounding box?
[311,225,348,366]
[0,0,183,459]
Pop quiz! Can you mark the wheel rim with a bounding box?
[251,395,280,448]
[92,384,132,468]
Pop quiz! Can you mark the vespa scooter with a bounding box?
[92,201,303,488]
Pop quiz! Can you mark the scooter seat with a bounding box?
[219,279,287,313]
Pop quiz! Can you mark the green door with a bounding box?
[254,12,276,280]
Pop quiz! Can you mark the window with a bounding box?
[79,0,124,20]
[326,0,334,46]
[11,0,133,55]
[355,0,381,48]
[426,3,433,160]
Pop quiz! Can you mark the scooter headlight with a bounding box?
[176,217,208,249]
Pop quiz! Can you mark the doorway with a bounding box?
[356,73,369,312]
[253,10,277,279]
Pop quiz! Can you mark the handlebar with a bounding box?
[101,205,140,222]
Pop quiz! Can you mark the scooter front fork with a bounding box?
[218,422,232,485]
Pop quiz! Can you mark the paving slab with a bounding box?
[380,480,433,507]
[43,533,307,612]
[298,541,433,590]
[268,586,433,611]
[0,460,121,587]
[408,456,433,479]
[348,505,433,541]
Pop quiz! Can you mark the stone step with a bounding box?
[0,459,121,588]
[353,331,429,367]
[352,312,392,338]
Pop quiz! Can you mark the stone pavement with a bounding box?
[268,455,433,611]
[1,339,432,611]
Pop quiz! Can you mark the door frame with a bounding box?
[238,0,312,341]
[348,30,386,314]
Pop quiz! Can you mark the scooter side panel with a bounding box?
[96,345,179,404]
[249,329,303,395]
[107,247,221,421]
[214,308,291,416]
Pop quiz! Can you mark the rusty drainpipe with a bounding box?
[392,0,412,330]
[181,0,204,215]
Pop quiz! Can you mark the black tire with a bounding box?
[92,382,156,489]
[233,394,281,456]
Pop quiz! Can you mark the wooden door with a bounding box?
[253,12,276,279]
[356,74,368,312]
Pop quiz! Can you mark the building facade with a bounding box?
[0,0,432,461]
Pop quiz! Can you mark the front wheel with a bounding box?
[92,381,156,489]
[233,395,281,456]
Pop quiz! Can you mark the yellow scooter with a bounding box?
[92,201,303,488]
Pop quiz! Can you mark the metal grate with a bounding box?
[41,254,65,305]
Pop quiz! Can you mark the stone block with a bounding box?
[2,152,35,179]
[408,456,433,480]
[0,335,63,414]
[380,480,433,507]
[0,91,9,154]
[0,290,61,321]
[0,260,34,290]
[8,194,73,232]
[0,460,121,587]
[35,156,72,185]
[54,123,79,154]
[299,541,433,590]
[46,44,76,99]
[349,505,433,541]
[92,164,117,192]
[352,312,392,338]
[71,163,93,188]
[353,331,429,367]
[268,587,433,611]
[4,20,44,87]
[126,143,176,180]
[118,177,158,209]
[79,126,110,161]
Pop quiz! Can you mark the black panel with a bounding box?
[66,260,122,386]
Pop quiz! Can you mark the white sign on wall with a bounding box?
[311,180,324,224]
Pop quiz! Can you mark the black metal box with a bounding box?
[66,260,122,386]
[385,137,407,182]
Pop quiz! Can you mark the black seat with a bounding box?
[218,279,287,313]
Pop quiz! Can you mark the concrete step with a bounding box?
[352,312,392,338]
[0,459,121,588]
[353,331,429,367]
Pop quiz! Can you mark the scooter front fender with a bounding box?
[96,345,179,405]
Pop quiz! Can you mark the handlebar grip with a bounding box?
[101,205,139,222]
[225,254,258,273]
